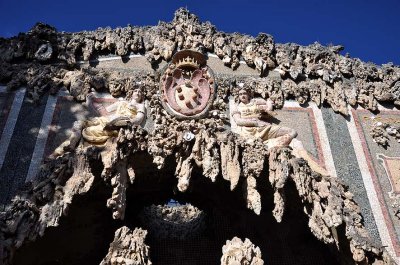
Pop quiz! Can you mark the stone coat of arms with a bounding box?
[161,50,215,119]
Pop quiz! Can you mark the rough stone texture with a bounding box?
[100,126,147,220]
[220,237,264,265]
[0,8,399,113]
[1,122,387,264]
[370,121,400,147]
[100,226,152,265]
[0,7,397,265]
[220,137,241,190]
[139,204,205,240]
[0,146,95,264]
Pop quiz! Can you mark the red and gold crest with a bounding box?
[161,50,215,119]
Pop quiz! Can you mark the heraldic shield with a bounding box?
[161,50,216,119]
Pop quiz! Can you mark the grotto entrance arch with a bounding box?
[12,152,344,265]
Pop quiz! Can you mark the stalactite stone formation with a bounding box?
[221,237,264,265]
[100,226,152,265]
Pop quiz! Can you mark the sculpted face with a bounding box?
[168,28,176,39]
[238,89,250,104]
[132,89,143,103]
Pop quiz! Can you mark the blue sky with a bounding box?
[0,0,399,65]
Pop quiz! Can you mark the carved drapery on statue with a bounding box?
[230,87,329,176]
[82,88,146,145]
[161,50,216,119]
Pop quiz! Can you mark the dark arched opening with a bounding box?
[14,153,347,265]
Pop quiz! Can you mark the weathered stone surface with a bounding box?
[39,147,96,228]
[370,121,400,147]
[220,137,241,190]
[100,226,152,265]
[0,147,97,264]
[139,204,205,240]
[0,7,397,265]
[0,113,388,264]
[0,130,387,264]
[0,8,399,113]
[221,237,264,265]
[269,147,383,263]
[34,43,53,61]
[100,126,147,220]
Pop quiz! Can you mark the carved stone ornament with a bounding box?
[160,50,216,119]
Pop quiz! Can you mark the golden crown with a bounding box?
[176,56,200,69]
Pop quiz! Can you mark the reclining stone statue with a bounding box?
[50,88,146,159]
[231,87,328,176]
[231,88,297,148]
[82,88,146,144]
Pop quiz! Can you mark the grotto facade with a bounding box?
[0,7,400,265]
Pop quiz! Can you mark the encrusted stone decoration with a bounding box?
[0,7,398,265]
[100,226,152,265]
[160,50,216,119]
[139,204,205,240]
[1,8,400,112]
[34,43,53,61]
[221,237,264,265]
[0,124,386,264]
[371,120,400,147]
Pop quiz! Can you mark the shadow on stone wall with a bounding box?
[13,155,348,265]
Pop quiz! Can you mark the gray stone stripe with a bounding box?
[0,93,49,207]
[321,107,381,246]
[0,88,26,171]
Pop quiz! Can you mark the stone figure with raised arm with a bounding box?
[231,86,328,176]
[82,88,146,144]
[231,87,297,147]
[49,88,146,158]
